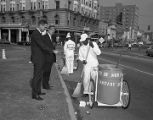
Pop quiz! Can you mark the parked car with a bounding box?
[146,45,153,56]
[138,41,144,45]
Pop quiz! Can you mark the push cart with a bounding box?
[87,64,130,109]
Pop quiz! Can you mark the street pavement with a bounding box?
[59,45,151,120]
[0,44,150,120]
[0,44,76,120]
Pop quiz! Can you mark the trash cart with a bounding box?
[88,64,130,109]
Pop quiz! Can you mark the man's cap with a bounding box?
[80,33,88,42]
[66,33,71,38]
[83,27,90,32]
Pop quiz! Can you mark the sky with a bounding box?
[101,0,153,31]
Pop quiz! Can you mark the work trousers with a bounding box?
[66,56,74,74]
[83,65,98,94]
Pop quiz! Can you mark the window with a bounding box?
[10,1,15,11]
[31,16,36,24]
[67,20,69,25]
[56,1,60,9]
[89,0,92,7]
[73,17,76,26]
[42,15,47,21]
[42,0,48,9]
[17,4,19,11]
[54,14,60,25]
[11,16,15,23]
[2,16,6,23]
[1,4,6,12]
[31,1,37,10]
[38,2,41,9]
[1,5,2,11]
[20,0,26,10]
[21,16,25,23]
[68,1,71,9]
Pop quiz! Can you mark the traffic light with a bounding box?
[116,12,123,25]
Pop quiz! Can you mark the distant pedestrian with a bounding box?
[128,43,132,50]
[30,19,54,101]
[64,33,76,74]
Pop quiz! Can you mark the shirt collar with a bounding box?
[47,33,52,41]
[36,28,42,34]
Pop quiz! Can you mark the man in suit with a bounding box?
[30,19,54,100]
[42,25,56,90]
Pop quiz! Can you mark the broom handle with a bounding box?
[85,45,90,61]
[81,45,90,78]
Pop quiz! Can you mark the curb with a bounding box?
[55,63,77,120]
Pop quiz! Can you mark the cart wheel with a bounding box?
[121,81,130,109]
[87,101,93,108]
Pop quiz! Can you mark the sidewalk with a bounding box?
[0,45,76,120]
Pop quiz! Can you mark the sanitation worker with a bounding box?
[78,34,101,95]
[64,33,76,74]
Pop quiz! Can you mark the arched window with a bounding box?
[31,16,36,25]
[21,16,25,23]
[2,16,6,23]
[73,17,76,26]
[54,14,60,25]
[11,16,15,23]
[42,15,47,21]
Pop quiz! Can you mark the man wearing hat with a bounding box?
[78,33,101,95]
[64,33,76,74]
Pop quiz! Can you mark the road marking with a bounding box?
[99,58,153,77]
[102,51,153,63]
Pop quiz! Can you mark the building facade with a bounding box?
[100,3,139,40]
[98,21,108,36]
[0,0,99,43]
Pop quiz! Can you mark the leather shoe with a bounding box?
[32,94,43,100]
[43,85,52,90]
[38,92,46,95]
[43,87,51,90]
[82,94,88,97]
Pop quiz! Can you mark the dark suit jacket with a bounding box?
[31,29,53,64]
[42,33,56,62]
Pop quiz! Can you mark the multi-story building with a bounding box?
[98,21,108,35]
[0,0,99,43]
[100,3,139,40]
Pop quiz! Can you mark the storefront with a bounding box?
[0,24,29,44]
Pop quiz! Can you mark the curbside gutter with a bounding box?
[55,63,77,120]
